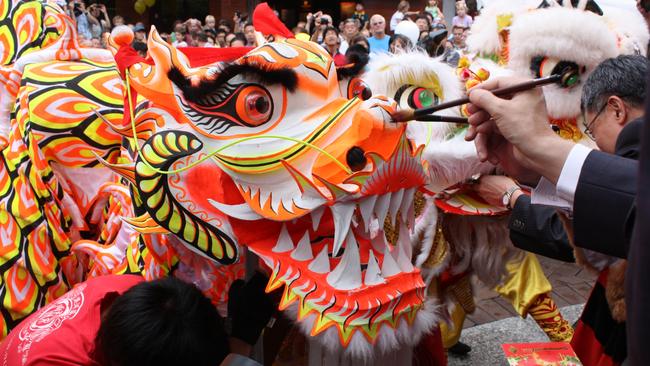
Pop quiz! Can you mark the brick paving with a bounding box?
[465,255,598,328]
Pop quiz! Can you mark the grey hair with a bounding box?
[581,55,649,114]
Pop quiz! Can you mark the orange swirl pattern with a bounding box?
[22,59,124,168]
[0,0,64,66]
[0,51,125,337]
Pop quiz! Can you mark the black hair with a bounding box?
[339,44,370,79]
[229,32,247,46]
[324,26,339,37]
[94,277,229,366]
[581,55,649,114]
[197,32,209,42]
[132,41,148,58]
[350,34,370,50]
[416,13,431,29]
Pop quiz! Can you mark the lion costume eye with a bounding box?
[180,83,277,135]
[530,56,585,88]
[347,78,372,100]
[236,86,273,126]
[395,85,440,110]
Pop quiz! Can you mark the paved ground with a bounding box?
[447,256,597,365]
[449,305,585,366]
[464,255,597,328]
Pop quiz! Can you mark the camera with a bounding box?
[321,18,329,25]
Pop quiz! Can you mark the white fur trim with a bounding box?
[508,7,619,119]
[466,0,539,56]
[283,298,440,360]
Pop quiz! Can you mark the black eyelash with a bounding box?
[168,63,297,104]
[176,94,239,134]
[194,83,238,106]
[394,84,410,101]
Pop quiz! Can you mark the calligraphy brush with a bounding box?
[391,73,564,123]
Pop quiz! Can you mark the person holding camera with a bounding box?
[67,0,94,40]
[308,12,332,44]
[88,3,110,39]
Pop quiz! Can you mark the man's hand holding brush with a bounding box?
[465,76,576,185]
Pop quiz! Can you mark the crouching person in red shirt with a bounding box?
[0,274,269,366]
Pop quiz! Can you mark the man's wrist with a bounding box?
[522,134,575,185]
[502,186,522,209]
[508,189,524,209]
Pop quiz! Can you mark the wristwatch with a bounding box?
[501,186,522,209]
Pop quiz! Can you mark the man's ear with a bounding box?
[607,96,627,125]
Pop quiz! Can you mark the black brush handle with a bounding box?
[415,115,469,123]
[412,74,562,118]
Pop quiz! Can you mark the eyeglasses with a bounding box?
[581,103,606,140]
[371,22,384,26]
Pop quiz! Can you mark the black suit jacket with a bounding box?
[566,108,648,364]
[625,104,650,365]
[508,118,642,263]
[572,153,637,258]
[509,195,575,262]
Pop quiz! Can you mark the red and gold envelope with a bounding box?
[502,342,583,366]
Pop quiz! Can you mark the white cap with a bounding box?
[394,20,420,45]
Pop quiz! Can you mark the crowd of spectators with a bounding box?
[64,0,479,68]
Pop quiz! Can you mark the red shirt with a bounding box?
[332,52,347,67]
[0,275,143,366]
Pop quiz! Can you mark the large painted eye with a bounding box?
[235,86,273,127]
[178,81,281,136]
[394,85,440,110]
[530,56,585,88]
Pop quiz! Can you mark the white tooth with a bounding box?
[327,231,362,290]
[371,228,389,253]
[381,244,401,277]
[399,221,413,260]
[330,202,355,257]
[359,195,378,230]
[388,189,404,226]
[291,232,313,261]
[272,224,294,253]
[259,189,271,209]
[396,222,414,272]
[374,192,391,225]
[311,206,325,231]
[407,204,415,233]
[364,251,385,286]
[399,188,417,224]
[270,194,284,214]
[309,246,331,273]
[208,200,263,220]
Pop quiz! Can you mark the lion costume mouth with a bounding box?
[219,133,435,354]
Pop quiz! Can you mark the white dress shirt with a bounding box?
[531,144,593,212]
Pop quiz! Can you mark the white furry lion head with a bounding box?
[469,0,649,121]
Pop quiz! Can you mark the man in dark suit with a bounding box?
[472,56,647,263]
[464,56,647,364]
